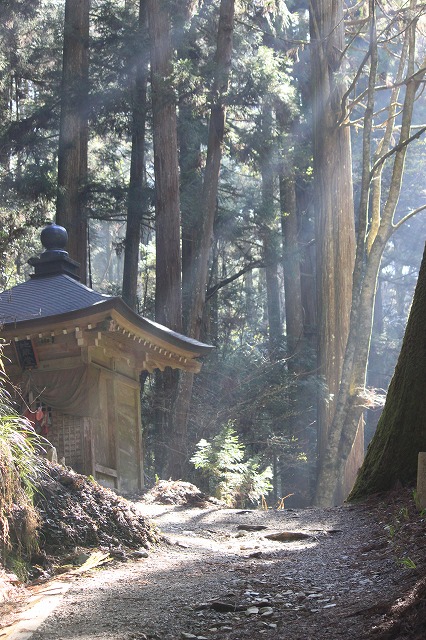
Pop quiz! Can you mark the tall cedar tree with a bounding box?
[122,0,148,311]
[170,0,235,477]
[147,0,182,331]
[147,0,182,478]
[56,0,89,283]
[309,0,357,503]
[314,0,426,505]
[186,0,235,341]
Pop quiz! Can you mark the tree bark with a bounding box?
[179,104,203,329]
[147,0,182,332]
[280,174,303,359]
[314,0,425,505]
[147,0,182,478]
[299,199,316,341]
[264,228,282,359]
[186,0,235,340]
[56,0,89,283]
[122,0,148,312]
[309,0,356,497]
[176,15,204,331]
[280,172,315,503]
[259,102,281,358]
[349,243,426,499]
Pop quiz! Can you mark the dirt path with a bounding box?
[3,494,423,640]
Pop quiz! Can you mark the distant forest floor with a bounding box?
[1,473,426,640]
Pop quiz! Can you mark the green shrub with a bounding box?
[191,424,273,507]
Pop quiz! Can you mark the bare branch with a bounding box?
[369,125,426,179]
[338,47,372,125]
[392,203,426,233]
[206,260,263,300]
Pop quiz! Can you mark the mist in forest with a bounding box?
[1,0,426,505]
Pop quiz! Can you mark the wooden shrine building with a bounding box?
[0,224,213,493]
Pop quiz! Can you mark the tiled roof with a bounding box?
[0,225,213,358]
[0,274,214,356]
[0,274,109,324]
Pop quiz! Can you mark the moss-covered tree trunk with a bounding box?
[349,243,426,500]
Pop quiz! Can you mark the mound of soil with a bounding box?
[34,462,159,553]
[1,463,160,625]
[142,479,223,507]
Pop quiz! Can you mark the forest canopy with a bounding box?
[1,0,426,506]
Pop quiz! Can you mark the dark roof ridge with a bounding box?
[0,274,213,356]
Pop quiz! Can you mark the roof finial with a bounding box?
[40,222,68,254]
[28,223,80,281]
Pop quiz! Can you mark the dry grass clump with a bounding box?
[0,366,45,570]
[0,429,41,556]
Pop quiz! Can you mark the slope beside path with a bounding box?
[1,483,425,640]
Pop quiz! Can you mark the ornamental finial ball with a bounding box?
[40,223,68,252]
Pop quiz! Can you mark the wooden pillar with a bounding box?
[417,452,426,509]
[82,417,95,476]
[135,382,144,490]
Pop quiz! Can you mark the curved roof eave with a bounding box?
[1,296,214,358]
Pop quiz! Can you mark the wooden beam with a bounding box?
[95,463,118,478]
[3,312,204,374]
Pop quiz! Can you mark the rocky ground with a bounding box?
[1,476,426,640]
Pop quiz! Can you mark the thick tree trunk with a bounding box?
[176,6,205,330]
[280,173,314,504]
[309,0,356,498]
[186,0,235,340]
[147,0,182,479]
[349,243,426,499]
[280,174,303,358]
[122,0,148,311]
[56,0,89,283]
[179,101,203,329]
[299,198,316,340]
[259,101,281,359]
[315,239,383,505]
[264,230,282,359]
[147,0,182,332]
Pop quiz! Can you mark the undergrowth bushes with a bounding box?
[0,349,45,573]
[191,423,273,507]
